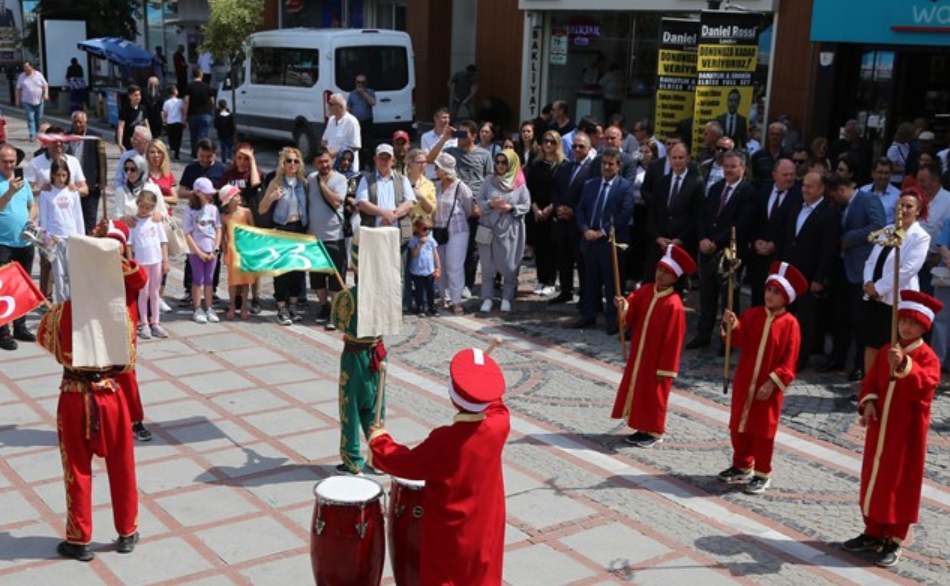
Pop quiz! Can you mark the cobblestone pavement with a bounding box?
[1,112,948,585]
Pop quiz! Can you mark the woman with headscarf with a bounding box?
[335,149,361,240]
[116,154,165,218]
[476,149,530,313]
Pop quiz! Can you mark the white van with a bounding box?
[224,28,415,157]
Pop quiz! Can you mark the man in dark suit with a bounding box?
[550,132,596,304]
[716,89,748,149]
[776,171,842,370]
[644,143,704,282]
[571,148,634,335]
[687,151,757,349]
[67,111,108,235]
[821,175,885,379]
[748,158,802,307]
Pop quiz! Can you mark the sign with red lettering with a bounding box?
[0,262,46,327]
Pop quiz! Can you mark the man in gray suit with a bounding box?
[822,175,885,380]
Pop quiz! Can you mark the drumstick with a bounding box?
[485,337,502,355]
[374,361,388,427]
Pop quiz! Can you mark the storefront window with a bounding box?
[282,0,365,29]
[544,11,772,130]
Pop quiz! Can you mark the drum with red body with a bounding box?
[310,476,385,586]
[387,476,425,586]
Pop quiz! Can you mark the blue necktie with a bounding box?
[591,181,610,230]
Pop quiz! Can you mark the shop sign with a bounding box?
[654,19,700,155]
[550,28,568,65]
[692,10,760,152]
[527,25,543,117]
[566,18,601,46]
[811,0,950,47]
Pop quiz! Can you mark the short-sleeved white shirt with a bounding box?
[26,154,86,189]
[323,112,362,170]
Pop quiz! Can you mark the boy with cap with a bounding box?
[368,347,510,586]
[843,290,942,567]
[719,261,806,494]
[611,244,696,448]
[38,220,148,561]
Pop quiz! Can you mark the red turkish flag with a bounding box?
[0,262,46,328]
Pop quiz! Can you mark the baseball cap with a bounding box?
[376,144,394,157]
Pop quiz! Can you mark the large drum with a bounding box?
[310,476,385,586]
[387,477,425,586]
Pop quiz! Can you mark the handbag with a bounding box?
[433,184,459,245]
[931,266,950,288]
[475,224,494,246]
[163,214,188,257]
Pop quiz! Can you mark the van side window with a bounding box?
[335,46,408,92]
[251,47,319,88]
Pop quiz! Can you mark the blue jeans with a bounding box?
[23,102,44,139]
[188,113,212,156]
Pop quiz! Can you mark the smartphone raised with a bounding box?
[451,130,468,139]
[13,167,23,180]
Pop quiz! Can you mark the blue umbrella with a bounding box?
[77,38,153,69]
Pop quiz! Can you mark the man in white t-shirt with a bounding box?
[420,107,456,180]
[26,127,87,197]
[322,93,362,171]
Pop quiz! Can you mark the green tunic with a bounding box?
[331,286,385,472]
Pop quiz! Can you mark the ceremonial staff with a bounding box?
[609,226,629,359]
[867,205,905,380]
[719,226,742,395]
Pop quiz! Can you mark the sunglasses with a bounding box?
[571,144,586,150]
[715,146,730,152]
[125,167,139,172]
[284,159,300,165]
[495,160,509,166]
[542,138,558,145]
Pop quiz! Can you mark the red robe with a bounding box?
[727,307,800,438]
[610,285,685,434]
[37,259,145,544]
[369,402,510,586]
[859,339,939,524]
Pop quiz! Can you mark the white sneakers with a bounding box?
[193,309,208,324]
[480,300,493,313]
[500,299,512,313]
[481,299,512,313]
[205,307,220,323]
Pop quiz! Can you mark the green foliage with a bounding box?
[201,0,264,65]
[24,0,140,55]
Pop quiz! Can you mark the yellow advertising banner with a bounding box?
[692,11,761,153]
[653,19,700,151]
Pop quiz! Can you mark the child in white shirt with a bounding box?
[162,84,185,160]
[130,189,170,339]
[37,159,84,302]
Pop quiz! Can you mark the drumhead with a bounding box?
[392,476,425,489]
[316,476,383,503]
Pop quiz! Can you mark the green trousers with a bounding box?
[338,350,385,472]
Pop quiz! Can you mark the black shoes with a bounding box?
[316,304,331,323]
[548,292,573,304]
[178,293,193,307]
[0,328,16,351]
[570,318,595,330]
[132,422,152,442]
[717,466,753,484]
[848,368,865,382]
[249,298,262,315]
[685,336,711,350]
[57,540,94,562]
[277,307,293,326]
[115,531,139,554]
[624,431,662,448]
[605,323,619,336]
[335,463,362,475]
[12,326,35,342]
[876,541,902,567]
[842,533,884,552]
[744,476,771,494]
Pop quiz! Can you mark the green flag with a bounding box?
[230,224,336,277]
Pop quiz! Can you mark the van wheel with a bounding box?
[293,122,317,160]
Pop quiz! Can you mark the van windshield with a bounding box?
[335,46,409,92]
